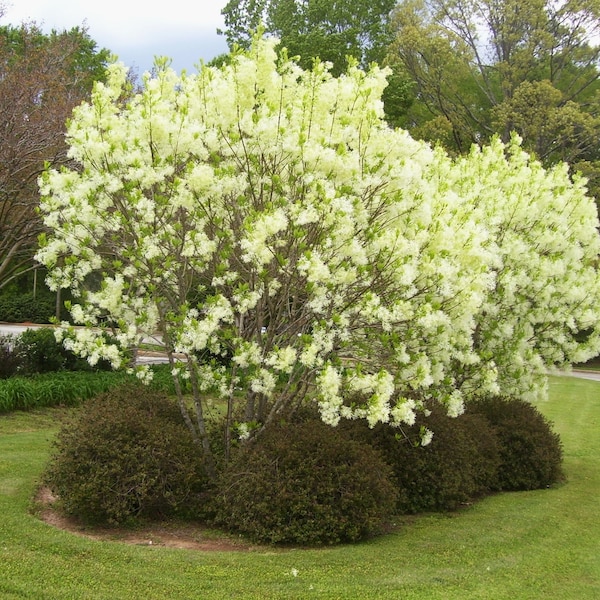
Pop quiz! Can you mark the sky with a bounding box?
[2,0,231,74]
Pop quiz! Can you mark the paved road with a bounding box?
[0,323,51,336]
[0,322,169,365]
[0,322,162,344]
[3,322,600,375]
[567,370,600,382]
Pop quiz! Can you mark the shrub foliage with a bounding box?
[0,328,116,379]
[342,402,501,514]
[0,292,56,323]
[44,385,208,525]
[466,396,564,490]
[14,328,79,374]
[0,335,20,379]
[40,384,564,540]
[211,418,398,545]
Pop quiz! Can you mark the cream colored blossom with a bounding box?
[35,34,600,440]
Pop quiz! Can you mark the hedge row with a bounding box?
[0,293,59,324]
[43,388,564,546]
[212,398,563,543]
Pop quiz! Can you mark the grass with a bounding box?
[0,376,599,599]
[0,370,130,413]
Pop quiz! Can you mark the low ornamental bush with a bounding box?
[14,328,71,374]
[211,418,398,545]
[44,385,208,525]
[466,395,564,491]
[341,402,501,514]
[0,328,118,378]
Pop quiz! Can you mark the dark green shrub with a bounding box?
[0,335,19,378]
[466,396,564,491]
[342,403,501,514]
[12,328,115,374]
[14,328,69,373]
[0,292,57,323]
[211,418,398,545]
[44,385,208,525]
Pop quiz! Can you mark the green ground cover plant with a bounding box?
[0,364,182,414]
[0,370,129,413]
[0,375,598,599]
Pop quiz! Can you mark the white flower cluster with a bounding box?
[36,36,600,433]
[175,296,233,355]
[59,325,123,369]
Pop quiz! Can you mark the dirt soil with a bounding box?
[34,486,257,552]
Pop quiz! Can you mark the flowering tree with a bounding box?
[36,37,600,473]
[435,137,600,401]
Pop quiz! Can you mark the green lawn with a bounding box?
[0,376,599,599]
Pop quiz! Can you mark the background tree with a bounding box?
[36,37,600,474]
[389,0,600,174]
[220,0,413,131]
[220,0,397,75]
[0,18,110,289]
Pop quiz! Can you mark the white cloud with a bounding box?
[3,0,229,71]
[5,1,226,36]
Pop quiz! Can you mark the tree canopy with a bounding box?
[388,0,600,171]
[36,37,600,473]
[220,0,397,75]
[0,19,110,289]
